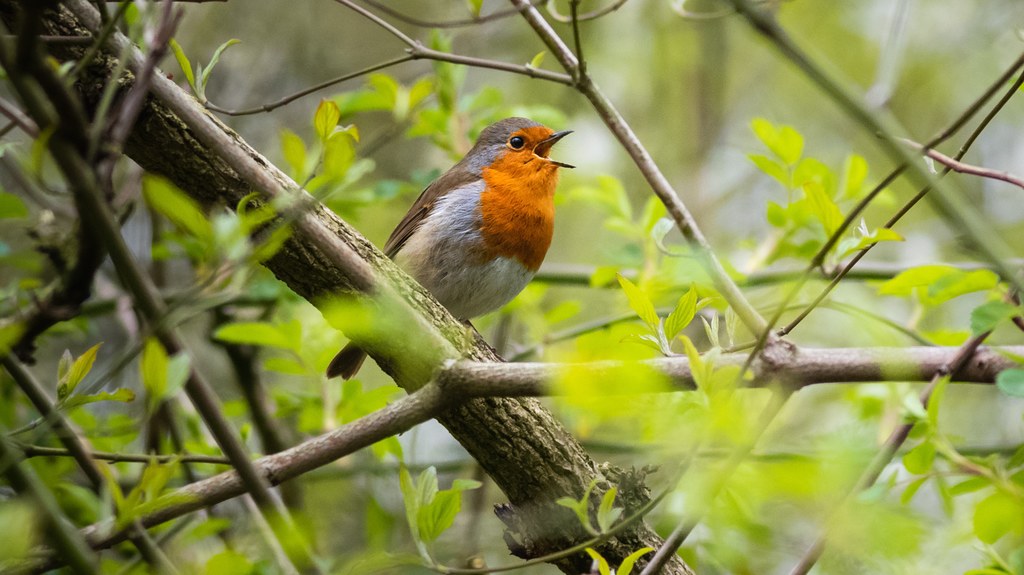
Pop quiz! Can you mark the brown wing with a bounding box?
[383,165,479,258]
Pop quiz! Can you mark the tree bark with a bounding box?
[16,3,695,573]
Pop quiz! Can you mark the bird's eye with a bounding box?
[509,136,525,149]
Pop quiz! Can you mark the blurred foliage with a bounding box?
[0,0,1023,574]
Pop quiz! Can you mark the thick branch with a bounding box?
[439,345,1023,396]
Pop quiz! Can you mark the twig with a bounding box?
[901,137,1024,191]
[16,443,232,464]
[545,0,631,23]
[356,0,545,28]
[0,95,38,136]
[331,0,573,86]
[206,55,414,116]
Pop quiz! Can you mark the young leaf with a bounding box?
[279,128,308,180]
[213,322,297,352]
[617,274,658,328]
[398,466,422,547]
[141,338,168,408]
[970,300,1018,335]
[59,343,101,400]
[664,286,698,340]
[169,39,195,91]
[466,0,484,16]
[200,38,240,88]
[0,192,28,219]
[596,487,622,533]
[143,176,213,242]
[62,388,135,410]
[803,181,843,236]
[314,99,342,143]
[529,51,545,68]
[747,153,790,187]
[585,548,612,575]
[996,368,1024,398]
[973,491,1019,544]
[902,441,935,474]
[618,547,655,575]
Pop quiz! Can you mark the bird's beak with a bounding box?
[533,130,574,168]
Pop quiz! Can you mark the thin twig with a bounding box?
[901,137,1024,191]
[16,443,232,465]
[332,0,573,86]
[0,95,38,136]
[545,0,631,23]
[206,54,414,116]
[356,0,545,28]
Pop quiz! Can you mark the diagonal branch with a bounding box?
[507,0,768,338]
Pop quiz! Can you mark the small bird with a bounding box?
[327,117,573,379]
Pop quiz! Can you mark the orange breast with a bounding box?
[478,153,559,271]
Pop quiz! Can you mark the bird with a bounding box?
[327,117,573,379]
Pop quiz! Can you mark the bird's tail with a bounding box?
[326,343,367,379]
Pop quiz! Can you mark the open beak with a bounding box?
[533,130,574,168]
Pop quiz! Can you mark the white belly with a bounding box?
[393,184,535,319]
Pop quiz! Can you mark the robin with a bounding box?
[327,117,573,379]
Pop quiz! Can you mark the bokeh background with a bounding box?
[3,0,1024,573]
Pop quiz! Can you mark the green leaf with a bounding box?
[466,0,484,16]
[900,476,929,505]
[143,175,213,242]
[996,368,1024,398]
[200,38,240,88]
[971,300,1018,335]
[58,343,101,400]
[419,490,459,543]
[927,269,1000,303]
[398,466,421,545]
[842,154,868,199]
[596,487,621,532]
[141,338,168,406]
[837,227,903,258]
[803,181,843,236]
[529,50,545,68]
[62,388,135,410]
[169,39,195,91]
[314,99,342,143]
[664,286,697,339]
[0,192,28,219]
[878,265,957,296]
[618,547,655,575]
[280,128,308,180]
[751,118,803,165]
[585,548,611,575]
[617,274,658,328]
[213,322,297,352]
[766,201,787,227]
[748,153,789,187]
[973,491,1020,544]
[902,441,935,474]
